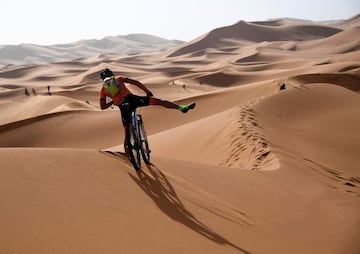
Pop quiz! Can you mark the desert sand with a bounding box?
[0,16,359,253]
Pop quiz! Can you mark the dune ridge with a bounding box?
[0,34,183,67]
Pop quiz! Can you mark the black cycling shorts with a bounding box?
[118,94,150,126]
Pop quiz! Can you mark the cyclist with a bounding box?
[99,68,196,156]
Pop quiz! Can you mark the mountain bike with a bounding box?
[123,103,151,170]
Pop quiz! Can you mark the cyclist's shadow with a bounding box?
[128,163,250,254]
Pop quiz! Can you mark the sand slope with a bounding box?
[1,16,360,253]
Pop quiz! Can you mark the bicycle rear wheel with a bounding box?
[137,115,150,164]
[127,113,141,170]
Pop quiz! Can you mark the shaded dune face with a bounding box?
[0,15,360,254]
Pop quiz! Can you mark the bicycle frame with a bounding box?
[125,107,151,170]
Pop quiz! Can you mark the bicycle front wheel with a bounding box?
[138,115,150,164]
[127,115,141,170]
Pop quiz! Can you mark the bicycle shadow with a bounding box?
[128,163,251,254]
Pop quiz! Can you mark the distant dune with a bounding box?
[0,15,359,254]
[168,19,342,57]
[0,34,184,67]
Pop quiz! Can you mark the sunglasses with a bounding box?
[103,76,113,82]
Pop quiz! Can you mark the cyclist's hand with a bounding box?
[147,91,153,97]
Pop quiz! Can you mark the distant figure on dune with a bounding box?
[47,85,52,95]
[24,88,30,97]
[280,83,286,91]
[32,88,37,96]
[98,68,196,157]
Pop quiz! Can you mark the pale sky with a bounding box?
[1,0,359,45]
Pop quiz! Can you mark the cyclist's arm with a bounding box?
[100,97,113,110]
[99,88,113,110]
[125,78,152,96]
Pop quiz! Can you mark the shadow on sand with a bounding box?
[128,163,251,254]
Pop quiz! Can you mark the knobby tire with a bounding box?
[138,115,150,164]
[127,112,141,170]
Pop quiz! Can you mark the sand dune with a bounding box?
[0,34,183,67]
[0,95,96,126]
[255,84,360,177]
[1,15,360,253]
[167,19,342,57]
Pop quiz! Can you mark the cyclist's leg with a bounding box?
[123,125,130,157]
[132,95,181,110]
[131,94,196,113]
[149,97,196,113]
[149,97,179,109]
[119,105,131,157]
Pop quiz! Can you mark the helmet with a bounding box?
[100,68,114,80]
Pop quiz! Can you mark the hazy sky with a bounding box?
[1,0,359,45]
